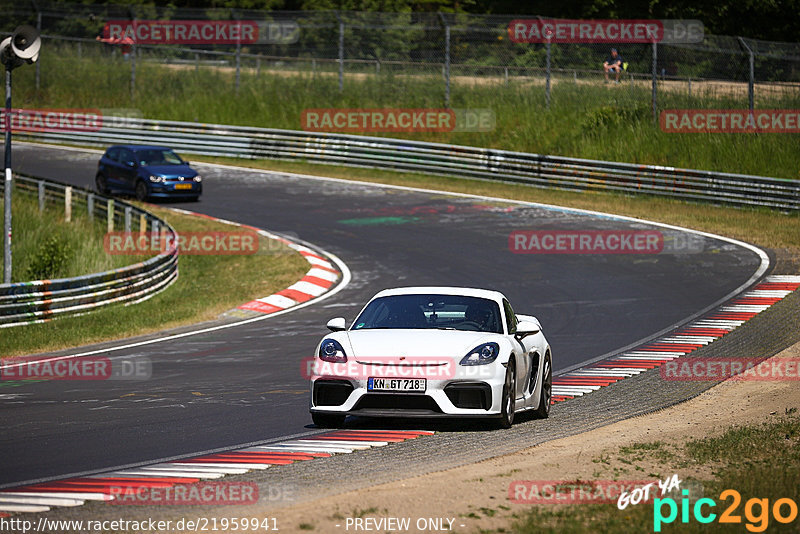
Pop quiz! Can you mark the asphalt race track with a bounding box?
[0,143,766,488]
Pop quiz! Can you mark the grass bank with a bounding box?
[512,410,800,533]
[0,200,310,358]
[12,45,800,179]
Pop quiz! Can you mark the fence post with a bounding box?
[234,14,242,93]
[130,17,137,102]
[152,219,160,250]
[107,199,114,232]
[688,78,692,98]
[337,13,344,92]
[195,53,199,72]
[504,66,509,86]
[256,57,261,76]
[651,41,658,122]
[64,186,72,222]
[738,37,755,112]
[87,193,94,221]
[35,8,42,91]
[545,38,551,109]
[38,180,45,212]
[439,13,451,108]
[139,213,147,235]
[124,206,132,232]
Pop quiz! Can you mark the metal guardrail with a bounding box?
[0,174,179,328]
[16,118,800,210]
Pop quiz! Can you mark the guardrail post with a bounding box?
[38,180,45,212]
[124,206,132,232]
[64,186,72,222]
[152,219,160,250]
[256,57,261,77]
[139,213,147,235]
[87,193,94,221]
[107,199,114,232]
[504,67,509,86]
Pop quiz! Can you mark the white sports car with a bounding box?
[309,287,552,428]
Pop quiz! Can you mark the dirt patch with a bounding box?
[270,341,800,533]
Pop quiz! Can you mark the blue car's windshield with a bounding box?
[352,294,503,333]
[137,149,184,166]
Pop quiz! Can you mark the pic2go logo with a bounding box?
[654,489,798,532]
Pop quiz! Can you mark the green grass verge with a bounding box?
[510,410,800,533]
[11,45,800,179]
[3,187,143,282]
[0,202,310,357]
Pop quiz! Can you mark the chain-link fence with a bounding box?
[3,3,799,115]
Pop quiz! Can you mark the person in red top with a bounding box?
[96,33,134,59]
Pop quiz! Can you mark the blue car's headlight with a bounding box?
[319,339,347,363]
[193,175,202,182]
[149,175,164,183]
[460,342,500,366]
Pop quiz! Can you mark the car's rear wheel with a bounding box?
[135,181,148,201]
[533,355,552,419]
[312,412,346,429]
[497,360,516,429]
[95,174,108,195]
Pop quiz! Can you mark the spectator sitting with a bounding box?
[603,48,624,83]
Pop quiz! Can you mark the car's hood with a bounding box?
[344,329,497,363]
[142,164,196,178]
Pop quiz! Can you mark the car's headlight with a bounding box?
[149,175,164,183]
[193,175,202,182]
[460,342,500,366]
[319,339,347,363]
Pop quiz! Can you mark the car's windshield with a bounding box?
[352,294,503,333]
[136,149,184,166]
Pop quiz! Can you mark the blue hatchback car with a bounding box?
[96,145,202,201]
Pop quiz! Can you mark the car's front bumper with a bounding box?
[309,361,507,418]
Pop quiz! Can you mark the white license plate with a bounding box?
[367,377,426,392]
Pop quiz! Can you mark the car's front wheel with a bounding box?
[135,181,148,201]
[312,412,346,429]
[497,360,516,429]
[95,174,108,195]
[533,355,552,419]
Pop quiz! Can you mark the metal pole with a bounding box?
[130,35,136,102]
[545,38,551,109]
[338,19,344,92]
[3,67,12,283]
[737,37,755,113]
[651,41,658,122]
[444,24,450,107]
[35,10,41,91]
[235,17,241,93]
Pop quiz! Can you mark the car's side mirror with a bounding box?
[125,160,136,167]
[326,317,346,332]
[515,319,541,338]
